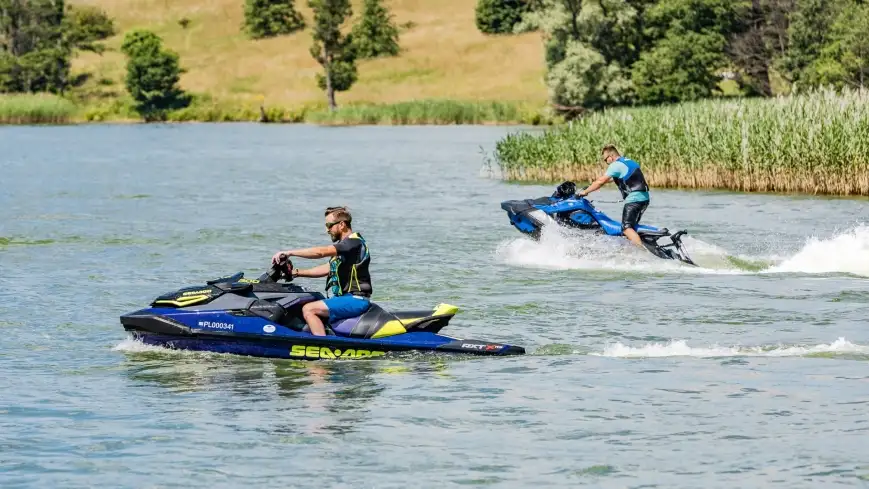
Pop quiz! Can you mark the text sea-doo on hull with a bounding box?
[120,257,525,360]
[500,182,695,266]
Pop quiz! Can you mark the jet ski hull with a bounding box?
[121,301,525,359]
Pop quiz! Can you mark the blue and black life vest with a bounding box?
[612,156,649,199]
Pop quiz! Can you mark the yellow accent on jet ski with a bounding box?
[369,304,460,339]
[433,303,459,316]
[371,320,408,339]
[154,294,210,307]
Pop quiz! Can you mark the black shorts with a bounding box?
[621,201,649,231]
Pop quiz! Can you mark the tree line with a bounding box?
[476,0,869,113]
[1,0,400,119]
[0,0,115,93]
[6,0,864,121]
[243,0,400,110]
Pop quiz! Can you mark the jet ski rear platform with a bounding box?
[500,182,696,266]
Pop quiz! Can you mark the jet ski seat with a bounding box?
[637,228,669,238]
[301,325,337,336]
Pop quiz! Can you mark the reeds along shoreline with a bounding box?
[0,94,76,124]
[503,164,869,196]
[494,88,869,196]
[156,99,546,124]
[305,100,546,125]
[2,95,548,125]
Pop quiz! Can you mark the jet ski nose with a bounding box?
[500,200,519,213]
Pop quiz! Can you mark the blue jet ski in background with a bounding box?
[120,255,525,360]
[500,181,696,266]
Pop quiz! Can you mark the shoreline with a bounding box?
[0,94,554,126]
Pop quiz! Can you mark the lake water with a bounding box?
[1,124,868,488]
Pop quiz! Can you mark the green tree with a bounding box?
[727,0,779,97]
[120,30,189,121]
[632,29,729,103]
[351,0,400,58]
[808,2,869,88]
[316,37,357,91]
[518,0,653,111]
[64,4,115,53]
[547,40,633,110]
[242,0,305,39]
[780,0,846,88]
[309,0,356,110]
[475,0,528,35]
[632,0,748,104]
[1,0,115,93]
[0,0,70,93]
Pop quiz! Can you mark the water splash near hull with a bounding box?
[497,224,869,277]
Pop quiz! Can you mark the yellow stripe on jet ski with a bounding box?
[153,294,210,307]
[371,320,408,339]
[433,303,459,316]
[370,304,460,339]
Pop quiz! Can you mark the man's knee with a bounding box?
[622,217,637,231]
[302,300,328,317]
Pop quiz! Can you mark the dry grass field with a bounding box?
[69,0,547,111]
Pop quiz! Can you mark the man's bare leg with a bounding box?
[301,300,328,336]
[623,227,644,247]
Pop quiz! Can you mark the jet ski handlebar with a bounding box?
[263,253,295,283]
[553,181,596,200]
[553,181,577,199]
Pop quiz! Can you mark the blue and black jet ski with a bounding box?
[500,181,696,266]
[120,255,525,360]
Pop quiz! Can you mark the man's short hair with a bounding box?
[601,144,620,158]
[325,206,352,227]
[324,206,347,216]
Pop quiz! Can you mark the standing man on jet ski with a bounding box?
[577,144,650,248]
[271,206,372,336]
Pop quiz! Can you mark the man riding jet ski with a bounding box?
[118,254,525,360]
[499,179,696,266]
[578,145,651,249]
[270,206,373,337]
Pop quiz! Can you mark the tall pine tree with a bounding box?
[351,0,400,58]
[309,0,357,110]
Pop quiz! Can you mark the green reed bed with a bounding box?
[306,100,547,126]
[165,97,312,123]
[494,88,869,196]
[0,94,77,124]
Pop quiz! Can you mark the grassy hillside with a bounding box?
[69,0,547,116]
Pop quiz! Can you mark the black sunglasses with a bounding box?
[325,220,346,229]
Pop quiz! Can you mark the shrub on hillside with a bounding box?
[475,0,527,35]
[243,0,305,39]
[65,5,116,53]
